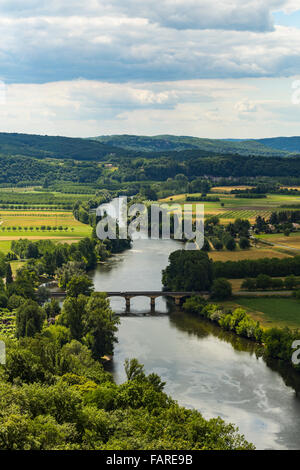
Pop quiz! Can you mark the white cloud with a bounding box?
[0,1,299,138]
[0,77,298,138]
[0,1,297,31]
[1,15,300,84]
[235,100,258,113]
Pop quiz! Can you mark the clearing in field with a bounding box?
[224,297,300,330]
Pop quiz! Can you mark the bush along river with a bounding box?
[90,237,300,450]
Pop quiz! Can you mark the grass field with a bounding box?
[223,297,300,330]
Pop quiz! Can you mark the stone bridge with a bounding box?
[51,290,210,312]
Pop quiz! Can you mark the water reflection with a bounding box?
[91,238,300,450]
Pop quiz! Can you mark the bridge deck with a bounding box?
[50,291,209,297]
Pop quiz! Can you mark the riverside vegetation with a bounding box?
[163,250,300,373]
[0,236,254,450]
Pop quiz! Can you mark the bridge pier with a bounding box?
[174,297,181,306]
[150,297,155,312]
[125,296,131,312]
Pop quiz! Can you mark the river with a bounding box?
[90,237,300,450]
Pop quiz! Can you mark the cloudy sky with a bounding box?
[1,0,300,138]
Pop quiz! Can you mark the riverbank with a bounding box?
[183,296,300,377]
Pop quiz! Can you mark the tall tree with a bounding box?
[83,292,119,359]
[6,263,13,285]
[16,300,46,338]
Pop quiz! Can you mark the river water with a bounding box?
[90,238,300,450]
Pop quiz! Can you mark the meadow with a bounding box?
[223,297,300,330]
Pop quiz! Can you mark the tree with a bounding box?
[239,237,250,250]
[256,274,272,290]
[16,300,46,338]
[211,279,232,300]
[285,275,297,290]
[36,286,50,305]
[162,250,213,292]
[56,261,85,289]
[0,293,8,308]
[83,292,120,359]
[66,275,94,298]
[241,278,256,291]
[124,358,145,381]
[225,236,236,251]
[59,295,87,341]
[7,294,24,310]
[201,238,211,252]
[6,263,13,285]
[44,299,61,319]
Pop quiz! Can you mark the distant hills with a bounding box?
[90,134,298,157]
[0,132,129,161]
[0,132,299,162]
[256,136,300,153]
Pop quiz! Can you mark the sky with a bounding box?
[1,0,300,138]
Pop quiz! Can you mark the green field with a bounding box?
[0,209,92,254]
[159,193,300,222]
[232,297,300,329]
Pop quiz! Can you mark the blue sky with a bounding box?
[0,0,300,138]
[273,9,300,27]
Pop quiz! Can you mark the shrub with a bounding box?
[211,278,232,300]
[256,274,272,290]
[239,237,250,250]
[241,278,256,290]
[285,275,297,290]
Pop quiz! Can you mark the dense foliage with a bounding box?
[213,255,300,279]
[162,250,213,292]
[0,243,254,450]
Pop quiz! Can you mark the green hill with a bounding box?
[91,134,288,157]
[257,136,300,153]
[0,132,129,161]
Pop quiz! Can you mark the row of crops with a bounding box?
[218,210,272,220]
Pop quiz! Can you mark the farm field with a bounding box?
[209,247,291,262]
[0,188,93,210]
[0,210,92,254]
[211,186,254,193]
[257,232,300,250]
[159,193,300,223]
[222,297,300,330]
